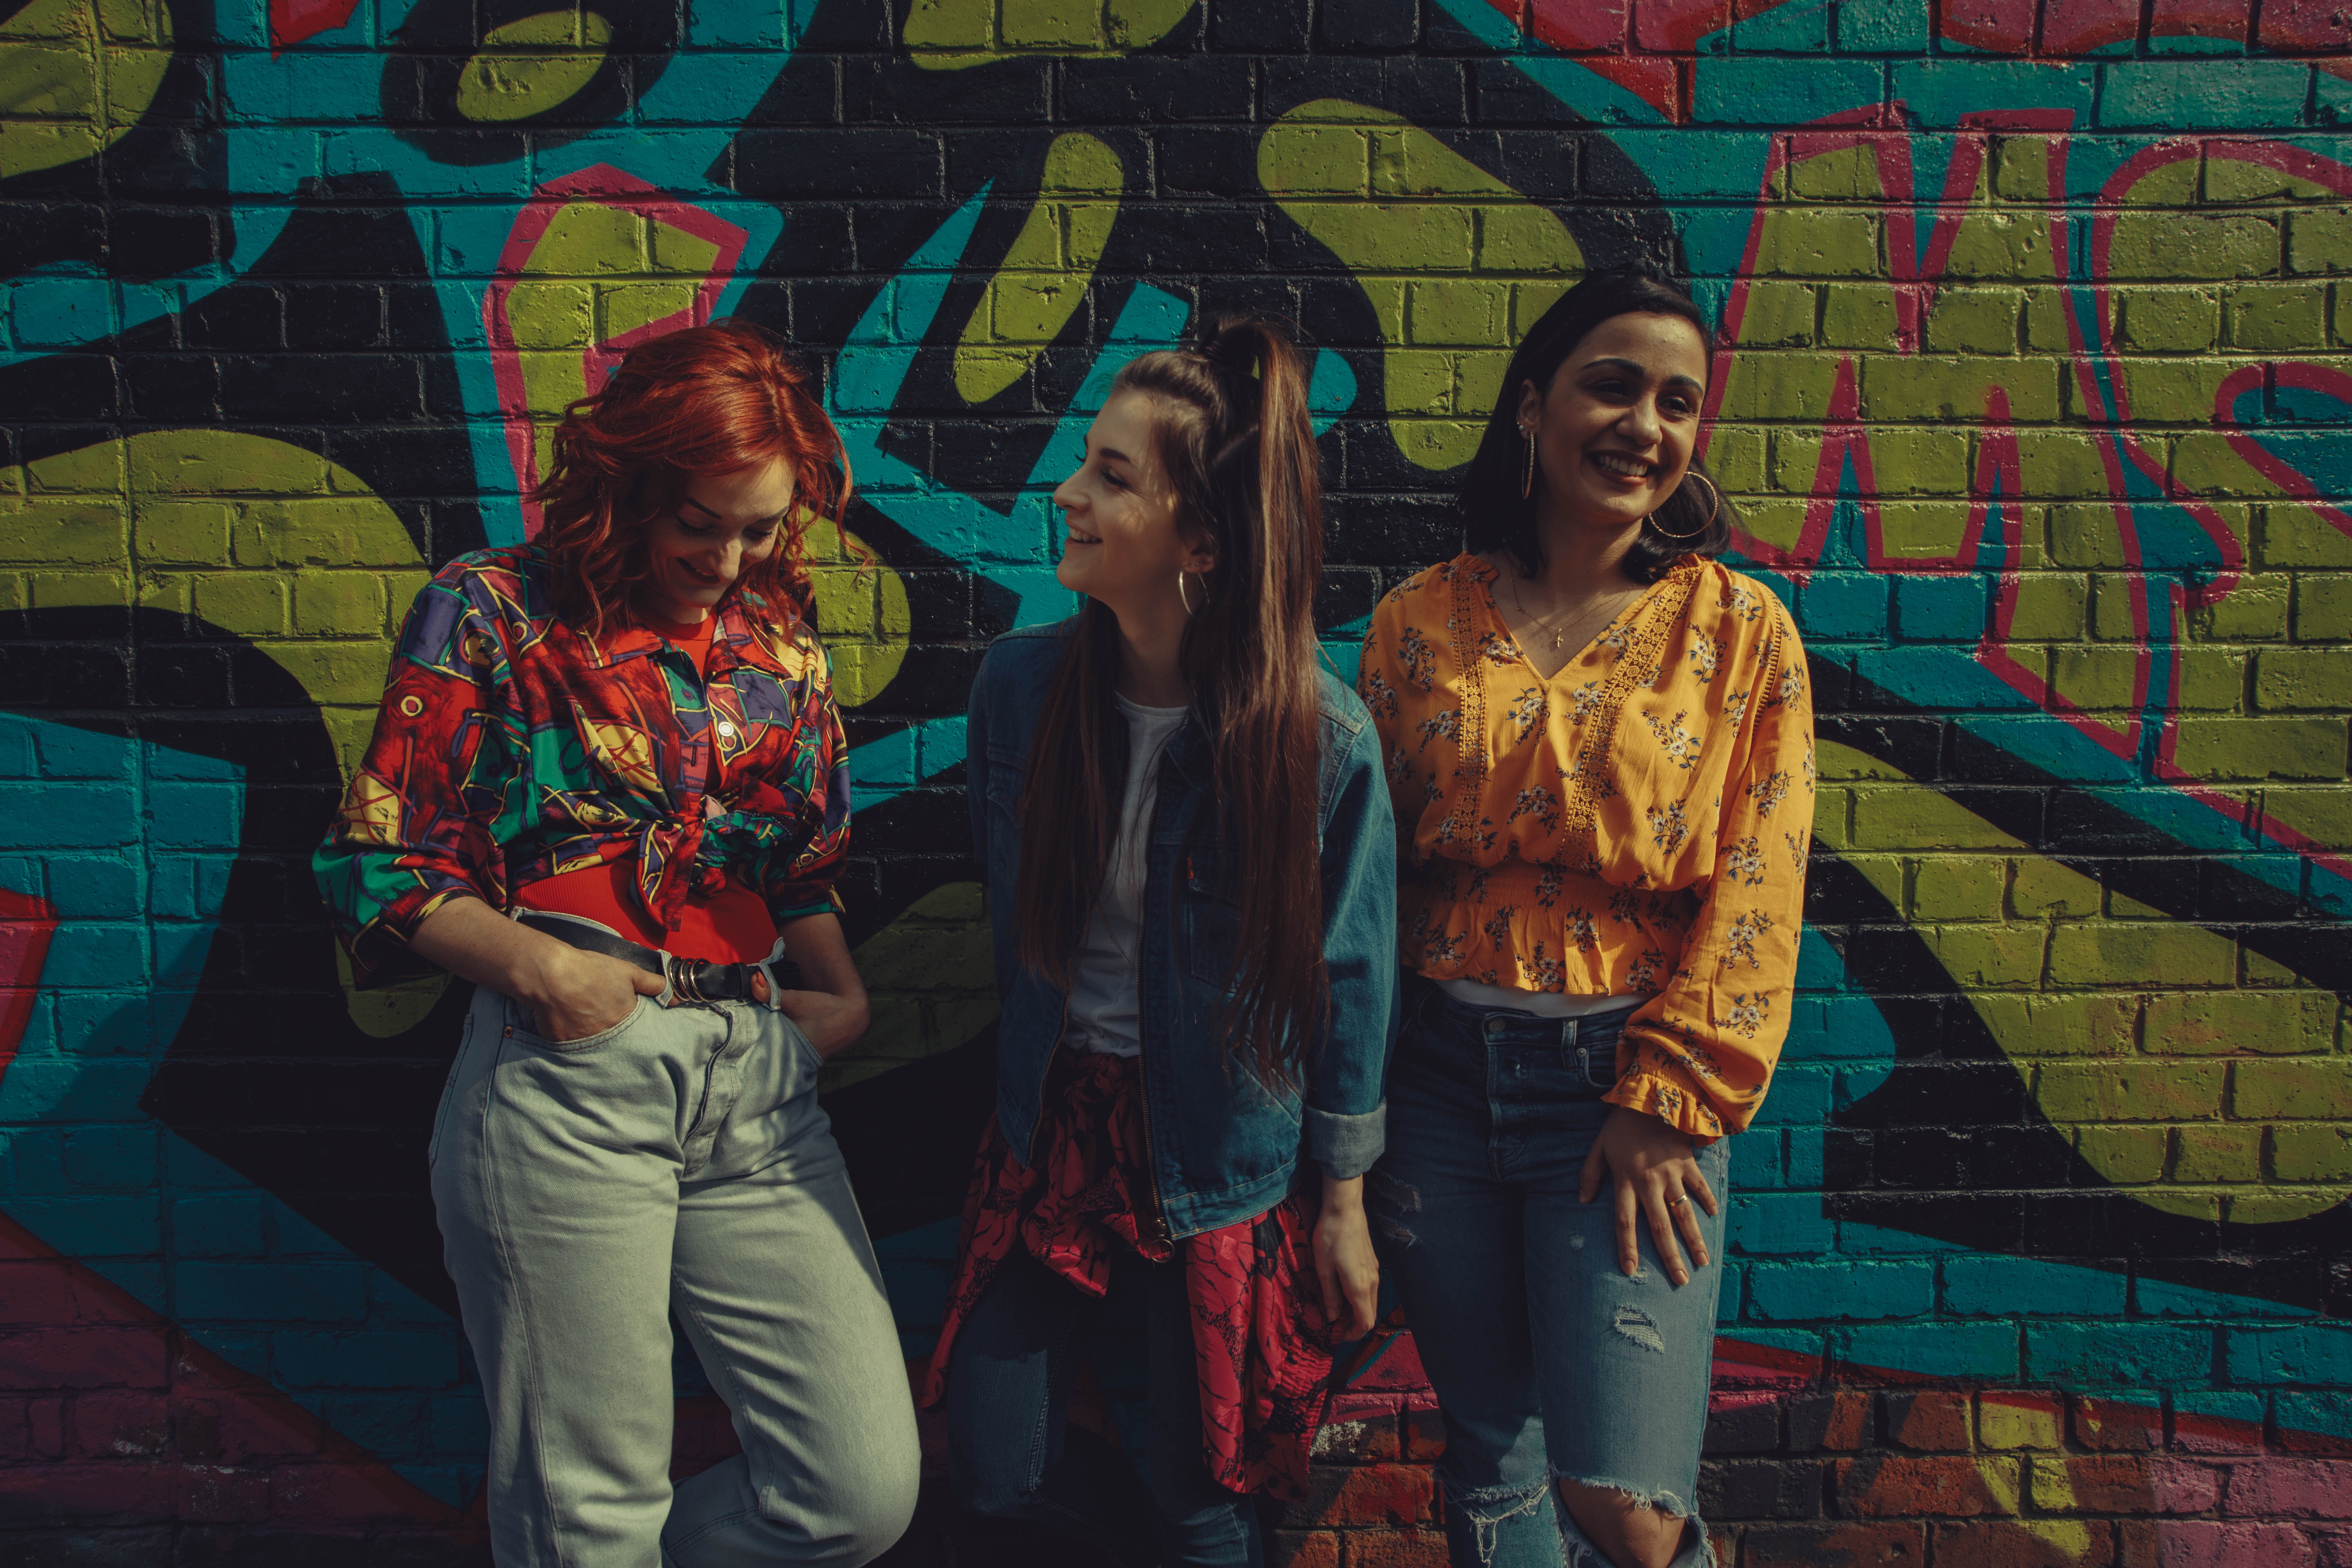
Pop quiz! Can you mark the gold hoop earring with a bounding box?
[1648,470,1720,542]
[1520,426,1536,501]
[1178,569,1195,617]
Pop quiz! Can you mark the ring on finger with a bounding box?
[1669,1194,1692,1210]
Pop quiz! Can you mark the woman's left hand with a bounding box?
[1578,1105,1719,1287]
[1313,1173,1381,1339]
[772,984,870,1060]
[766,912,873,1061]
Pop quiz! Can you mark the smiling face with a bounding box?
[1049,390,1214,618]
[1517,310,1710,540]
[636,455,796,626]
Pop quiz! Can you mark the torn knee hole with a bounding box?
[1610,1304,1666,1353]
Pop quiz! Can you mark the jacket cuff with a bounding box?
[1304,1101,1386,1179]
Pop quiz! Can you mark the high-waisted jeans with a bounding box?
[431,981,920,1567]
[1372,983,1727,1568]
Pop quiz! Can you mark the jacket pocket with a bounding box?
[1182,854,1243,993]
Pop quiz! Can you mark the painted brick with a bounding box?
[2027,1323,2216,1387]
[1942,1255,2128,1317]
[2157,1522,2320,1567]
[1831,1453,2013,1516]
[1748,1260,1935,1322]
[1880,1389,1971,1453]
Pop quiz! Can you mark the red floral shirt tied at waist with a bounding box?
[315,545,852,986]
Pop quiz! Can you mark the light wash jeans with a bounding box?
[431,981,920,1567]
[1373,983,1726,1568]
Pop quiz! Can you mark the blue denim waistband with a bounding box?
[1409,978,1643,1051]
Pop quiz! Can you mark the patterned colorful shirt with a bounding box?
[315,545,851,989]
[1358,553,1815,1142]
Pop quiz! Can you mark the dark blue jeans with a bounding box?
[942,1249,1262,1568]
[1373,983,1727,1568]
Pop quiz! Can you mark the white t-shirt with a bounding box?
[1062,695,1190,1057]
[1436,976,1649,1018]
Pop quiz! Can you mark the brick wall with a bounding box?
[1,0,2349,1561]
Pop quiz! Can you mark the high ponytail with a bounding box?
[1014,316,1329,1087]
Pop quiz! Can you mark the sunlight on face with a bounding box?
[1048,390,1208,617]
[1516,312,1710,538]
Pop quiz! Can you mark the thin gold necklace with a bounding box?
[1507,574,1639,656]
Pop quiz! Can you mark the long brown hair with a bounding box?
[1014,317,1328,1087]
[531,319,850,637]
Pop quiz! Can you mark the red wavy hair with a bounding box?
[531,318,850,636]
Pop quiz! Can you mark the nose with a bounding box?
[1619,395,1663,446]
[1050,473,1083,513]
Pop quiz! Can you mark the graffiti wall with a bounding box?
[1,0,2348,1560]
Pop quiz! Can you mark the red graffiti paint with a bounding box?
[483,165,751,539]
[0,888,56,1090]
[270,0,361,51]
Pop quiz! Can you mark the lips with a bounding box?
[1589,451,1656,479]
[677,559,725,587]
[1065,527,1102,545]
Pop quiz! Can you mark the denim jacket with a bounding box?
[965,621,1399,1241]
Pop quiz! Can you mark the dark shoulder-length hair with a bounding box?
[1014,317,1327,1089]
[529,318,850,637]
[1460,266,1736,585]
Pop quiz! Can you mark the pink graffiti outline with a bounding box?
[484,165,750,538]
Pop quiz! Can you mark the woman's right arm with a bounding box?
[314,565,660,1038]
[410,896,663,1041]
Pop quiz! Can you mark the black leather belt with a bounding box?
[517,913,801,1005]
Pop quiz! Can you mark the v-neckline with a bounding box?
[1477,558,1655,686]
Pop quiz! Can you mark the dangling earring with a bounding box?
[1178,569,1196,617]
[1520,426,1537,501]
[1648,470,1720,542]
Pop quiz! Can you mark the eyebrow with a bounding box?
[1096,445,1138,467]
[680,496,786,527]
[1584,356,1705,392]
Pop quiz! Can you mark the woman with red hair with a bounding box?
[314,320,918,1567]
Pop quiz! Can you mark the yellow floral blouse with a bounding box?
[1357,552,1815,1142]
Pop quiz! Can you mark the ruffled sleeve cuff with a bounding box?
[1604,1056,1733,1145]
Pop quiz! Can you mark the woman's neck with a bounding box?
[1108,598,1191,709]
[1527,511,1642,603]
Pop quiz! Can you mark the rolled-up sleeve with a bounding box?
[1304,710,1399,1178]
[313,568,526,989]
[1610,604,1815,1142]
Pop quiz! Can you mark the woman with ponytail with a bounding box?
[1361,268,1813,1568]
[314,320,917,1567]
[922,318,1398,1566]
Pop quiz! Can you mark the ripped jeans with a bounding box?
[1371,983,1726,1568]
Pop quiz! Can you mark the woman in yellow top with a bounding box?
[1358,267,1813,1568]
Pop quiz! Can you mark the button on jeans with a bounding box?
[431,984,920,1567]
[1371,983,1727,1568]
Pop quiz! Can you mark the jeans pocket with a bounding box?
[517,994,652,1053]
[781,1013,826,1085]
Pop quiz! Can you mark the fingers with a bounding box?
[1642,1183,1692,1288]
[1613,1175,1641,1278]
[1671,1187,1711,1273]
[750,969,771,1005]
[1345,1266,1380,1340]
[1685,1166,1720,1219]
[1579,1139,1607,1205]
[1315,1259,1343,1328]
